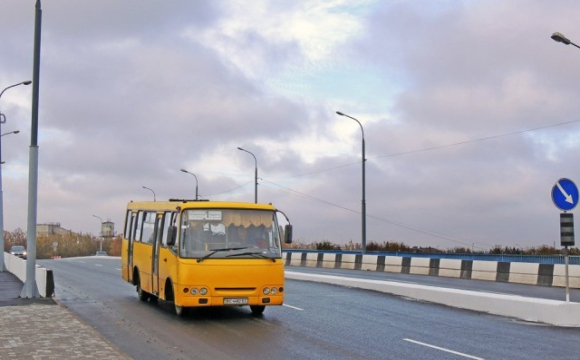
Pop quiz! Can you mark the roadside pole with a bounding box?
[564,245,570,303]
[551,178,577,303]
[21,0,42,298]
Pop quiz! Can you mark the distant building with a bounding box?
[100,221,115,238]
[36,223,72,236]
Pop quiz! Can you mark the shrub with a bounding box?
[314,240,341,250]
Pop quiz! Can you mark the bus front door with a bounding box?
[127,213,135,282]
[151,215,162,296]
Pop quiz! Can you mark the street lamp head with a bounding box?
[180,169,187,173]
[1,80,32,99]
[336,111,345,116]
[237,147,243,151]
[1,130,20,137]
[552,32,571,45]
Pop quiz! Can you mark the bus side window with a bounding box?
[161,212,173,247]
[167,212,178,249]
[123,210,132,239]
[179,217,190,257]
[128,214,135,240]
[167,226,177,246]
[141,211,156,244]
[134,211,144,242]
[155,213,164,247]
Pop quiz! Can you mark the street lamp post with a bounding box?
[180,169,199,200]
[551,32,580,50]
[237,147,258,203]
[21,0,42,299]
[142,186,156,201]
[92,215,104,252]
[336,111,367,254]
[0,81,31,272]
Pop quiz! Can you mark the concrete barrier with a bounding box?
[285,270,580,327]
[471,260,498,281]
[3,252,54,298]
[438,258,462,278]
[360,255,379,271]
[553,263,580,288]
[385,256,402,273]
[509,262,539,285]
[284,252,580,289]
[409,257,430,275]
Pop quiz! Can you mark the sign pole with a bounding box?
[552,178,577,302]
[559,213,573,303]
[565,245,570,303]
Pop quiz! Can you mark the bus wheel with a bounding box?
[136,280,150,302]
[250,305,265,316]
[167,280,185,316]
[175,303,186,317]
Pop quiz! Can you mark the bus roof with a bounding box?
[126,200,277,212]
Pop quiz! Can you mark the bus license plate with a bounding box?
[224,298,248,305]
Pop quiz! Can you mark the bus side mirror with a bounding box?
[167,225,177,246]
[284,224,293,244]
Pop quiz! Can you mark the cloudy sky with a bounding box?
[1,0,580,250]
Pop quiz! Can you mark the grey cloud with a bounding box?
[2,1,580,250]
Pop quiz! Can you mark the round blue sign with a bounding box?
[552,178,579,211]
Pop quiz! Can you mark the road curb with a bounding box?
[285,270,580,327]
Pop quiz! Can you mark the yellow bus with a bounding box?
[121,199,292,316]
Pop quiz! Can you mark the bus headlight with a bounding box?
[263,287,280,295]
[200,288,208,296]
[191,288,198,295]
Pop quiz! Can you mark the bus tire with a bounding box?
[175,303,185,317]
[250,305,265,316]
[136,275,150,302]
[166,279,186,316]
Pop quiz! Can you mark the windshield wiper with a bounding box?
[226,251,276,262]
[197,247,248,263]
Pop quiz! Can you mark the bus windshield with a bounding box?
[179,209,282,259]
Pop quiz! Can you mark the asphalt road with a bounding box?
[40,257,579,360]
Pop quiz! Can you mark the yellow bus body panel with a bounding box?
[157,246,177,298]
[172,258,284,307]
[121,238,129,282]
[132,242,153,293]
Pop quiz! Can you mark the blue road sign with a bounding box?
[552,178,579,211]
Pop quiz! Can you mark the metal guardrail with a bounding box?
[282,249,580,265]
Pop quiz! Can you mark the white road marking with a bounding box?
[404,339,485,360]
[283,304,304,311]
[95,264,103,267]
